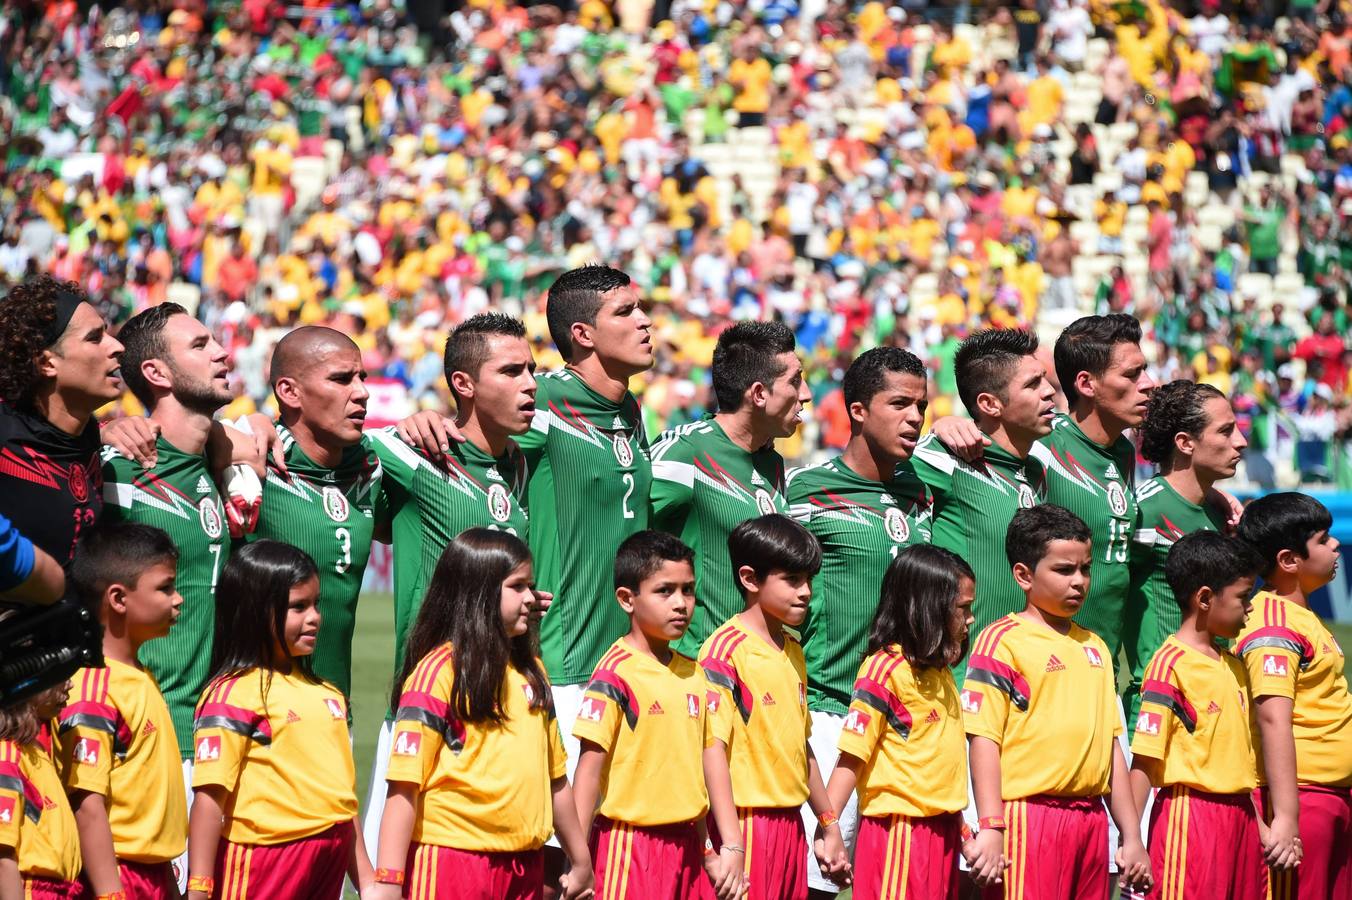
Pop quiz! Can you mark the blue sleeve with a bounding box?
[0,511,34,592]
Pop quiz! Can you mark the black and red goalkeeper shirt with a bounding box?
[0,403,102,567]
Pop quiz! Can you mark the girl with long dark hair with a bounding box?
[185,541,373,900]
[814,545,978,900]
[0,683,81,899]
[370,529,593,900]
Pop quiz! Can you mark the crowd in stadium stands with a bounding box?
[6,0,1352,485]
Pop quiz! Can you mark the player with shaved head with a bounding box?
[245,325,386,700]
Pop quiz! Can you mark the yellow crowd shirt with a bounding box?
[386,645,567,852]
[1236,592,1352,788]
[192,669,357,845]
[0,735,81,882]
[837,646,968,818]
[962,615,1121,800]
[54,660,187,862]
[1129,637,1257,794]
[573,640,712,826]
[699,618,810,809]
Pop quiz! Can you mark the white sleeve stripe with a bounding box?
[912,444,957,474]
[1027,442,1054,465]
[104,482,135,509]
[652,460,695,487]
[368,428,429,472]
[1133,529,1158,544]
[530,408,552,435]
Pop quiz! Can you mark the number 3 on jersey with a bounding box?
[335,527,351,574]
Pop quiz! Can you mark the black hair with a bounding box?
[1005,504,1092,570]
[868,545,975,670]
[545,265,631,361]
[955,328,1040,419]
[1139,380,1228,464]
[615,530,695,592]
[728,514,822,597]
[711,321,797,413]
[390,529,548,723]
[442,312,527,400]
[1237,492,1335,578]
[208,541,321,684]
[1165,531,1263,614]
[1053,314,1142,406]
[116,302,189,407]
[70,522,179,612]
[842,346,926,408]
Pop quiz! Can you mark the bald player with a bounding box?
[245,326,387,698]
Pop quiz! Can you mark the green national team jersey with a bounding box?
[368,428,529,681]
[102,438,228,758]
[651,416,789,659]
[248,425,384,698]
[787,456,933,714]
[911,434,1044,682]
[515,370,652,685]
[1027,414,1137,658]
[1122,475,1227,722]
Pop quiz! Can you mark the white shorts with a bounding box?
[801,710,860,893]
[362,719,395,858]
[174,758,194,892]
[546,684,586,849]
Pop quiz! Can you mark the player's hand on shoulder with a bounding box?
[206,414,286,480]
[559,858,594,900]
[100,414,160,467]
[396,410,463,459]
[931,416,990,462]
[1263,814,1303,869]
[1115,838,1152,893]
[966,828,1007,887]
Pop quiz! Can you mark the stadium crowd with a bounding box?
[8,0,1352,484]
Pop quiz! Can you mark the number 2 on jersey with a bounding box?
[621,472,635,520]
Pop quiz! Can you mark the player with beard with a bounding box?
[785,346,934,898]
[244,326,385,701]
[0,275,123,567]
[651,320,812,660]
[100,303,232,761]
[1123,380,1247,727]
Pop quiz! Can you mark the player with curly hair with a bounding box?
[1122,379,1247,728]
[0,275,124,566]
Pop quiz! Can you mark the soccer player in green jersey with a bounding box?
[913,329,1054,682]
[651,320,811,660]
[100,303,231,764]
[786,346,933,897]
[1122,380,1245,727]
[247,326,385,700]
[363,312,536,851]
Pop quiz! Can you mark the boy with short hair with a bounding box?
[55,522,188,899]
[1128,531,1267,899]
[963,504,1151,899]
[698,515,845,900]
[1236,492,1352,900]
[571,531,743,900]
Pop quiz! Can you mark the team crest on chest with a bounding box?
[69,463,88,502]
[1107,481,1128,517]
[613,434,633,467]
[322,486,350,522]
[1018,483,1036,509]
[521,683,536,704]
[884,507,910,543]
[687,694,700,718]
[754,488,776,516]
[199,498,223,539]
[487,483,512,523]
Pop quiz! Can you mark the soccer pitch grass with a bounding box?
[347,594,1352,897]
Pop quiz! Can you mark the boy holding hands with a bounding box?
[699,515,846,900]
[1236,493,1351,900]
[963,505,1150,899]
[1128,531,1267,899]
[572,531,744,899]
[56,523,188,899]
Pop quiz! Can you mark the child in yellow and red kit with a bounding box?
[54,524,187,899]
[1235,493,1352,900]
[962,505,1151,900]
[1128,531,1268,900]
[818,545,978,900]
[699,514,846,900]
[572,531,745,900]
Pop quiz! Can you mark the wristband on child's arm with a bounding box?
[817,810,839,828]
[186,875,215,896]
[978,816,1007,831]
[375,868,406,886]
[95,893,127,900]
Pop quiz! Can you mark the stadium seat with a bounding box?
[166,282,203,316]
[290,157,328,213]
[1237,272,1274,308]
